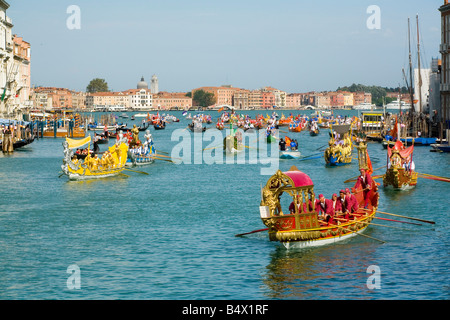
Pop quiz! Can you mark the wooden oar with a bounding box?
[417,173,450,183]
[417,172,450,180]
[334,217,408,231]
[352,213,423,226]
[235,228,269,237]
[123,168,150,175]
[362,208,435,225]
[373,216,423,226]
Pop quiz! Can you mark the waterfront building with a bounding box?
[342,92,354,107]
[86,91,130,110]
[32,87,74,110]
[329,92,345,108]
[1,1,32,117]
[126,88,153,110]
[261,91,275,109]
[232,89,250,109]
[286,93,302,109]
[313,93,331,108]
[71,91,86,110]
[191,85,239,107]
[428,58,441,118]
[353,91,372,106]
[248,90,262,109]
[439,1,450,127]
[152,91,192,110]
[262,86,286,108]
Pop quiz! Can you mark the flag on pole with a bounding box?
[1,87,6,101]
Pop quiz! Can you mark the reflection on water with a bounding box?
[263,241,380,300]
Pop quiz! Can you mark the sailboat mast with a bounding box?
[417,14,422,114]
[408,18,414,115]
[408,17,415,137]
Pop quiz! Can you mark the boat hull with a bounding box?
[280,151,301,159]
[126,155,155,166]
[383,167,418,190]
[282,224,370,249]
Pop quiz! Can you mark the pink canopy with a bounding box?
[284,170,314,188]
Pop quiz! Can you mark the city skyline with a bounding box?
[8,0,443,94]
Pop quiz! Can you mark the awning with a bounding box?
[65,136,91,149]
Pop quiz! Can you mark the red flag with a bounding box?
[366,150,373,175]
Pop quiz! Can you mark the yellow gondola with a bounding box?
[61,136,128,180]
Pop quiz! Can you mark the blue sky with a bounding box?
[7,0,443,93]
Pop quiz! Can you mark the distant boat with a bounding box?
[385,99,411,110]
[430,143,450,153]
[280,150,301,159]
[120,113,129,118]
[353,103,375,110]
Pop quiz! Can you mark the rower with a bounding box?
[345,188,359,219]
[352,168,373,209]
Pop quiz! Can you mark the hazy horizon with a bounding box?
[7,0,443,93]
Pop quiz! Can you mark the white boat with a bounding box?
[280,149,301,159]
[353,103,375,110]
[385,99,411,110]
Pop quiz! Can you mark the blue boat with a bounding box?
[400,137,437,146]
[431,143,450,153]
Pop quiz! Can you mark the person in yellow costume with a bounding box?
[91,153,101,171]
[84,153,93,169]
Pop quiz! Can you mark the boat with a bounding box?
[353,103,376,110]
[309,129,319,136]
[120,113,129,119]
[289,123,303,132]
[94,133,109,144]
[216,122,225,130]
[154,121,166,130]
[385,99,411,110]
[324,124,353,166]
[430,143,450,153]
[259,165,379,250]
[280,150,301,159]
[188,123,206,132]
[61,136,129,180]
[126,135,156,166]
[400,137,437,146]
[383,140,418,190]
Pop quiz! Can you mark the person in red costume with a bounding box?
[353,168,373,208]
[344,188,359,219]
[317,194,334,223]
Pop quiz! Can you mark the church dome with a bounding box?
[137,76,148,89]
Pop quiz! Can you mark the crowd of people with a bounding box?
[288,168,374,225]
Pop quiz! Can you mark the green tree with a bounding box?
[86,78,109,93]
[193,89,216,107]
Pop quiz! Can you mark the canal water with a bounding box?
[0,110,448,300]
